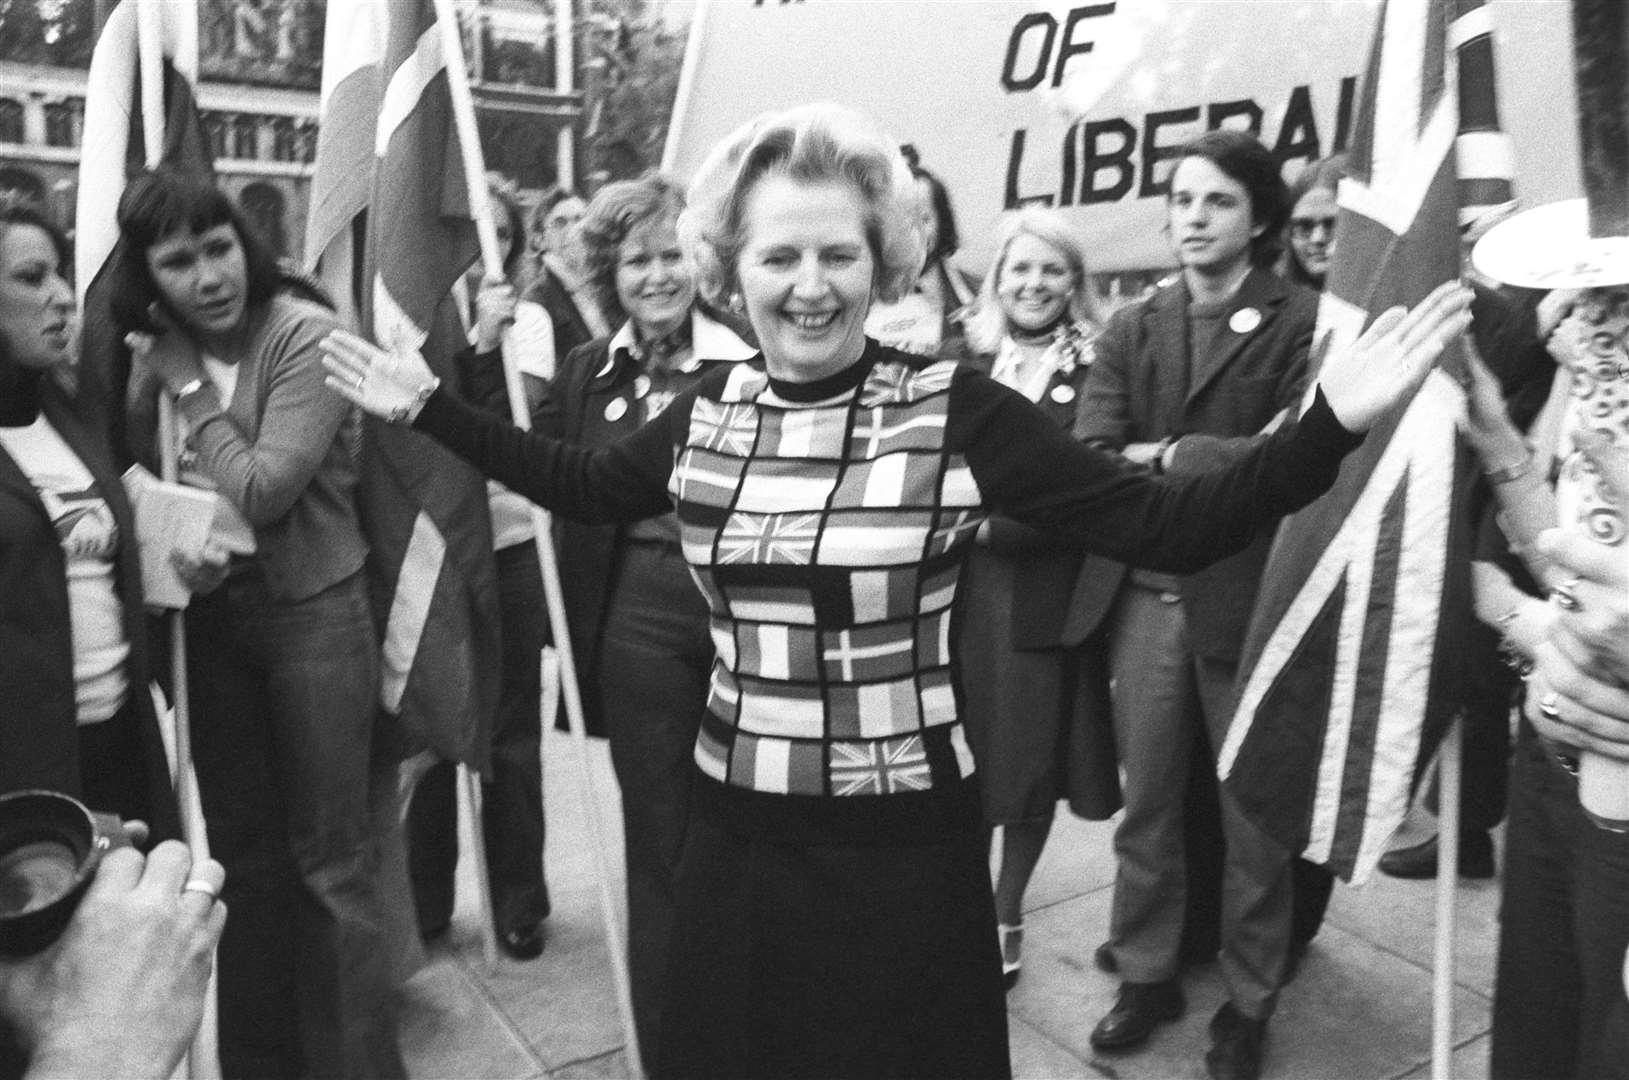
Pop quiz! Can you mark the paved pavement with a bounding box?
[400,727,1500,1079]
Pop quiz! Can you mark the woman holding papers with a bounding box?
[323,105,1471,1078]
[0,195,178,838]
[116,170,401,1079]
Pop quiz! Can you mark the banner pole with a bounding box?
[429,1,645,1073]
[1430,715,1463,1080]
[135,3,219,1077]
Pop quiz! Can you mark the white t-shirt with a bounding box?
[0,417,130,724]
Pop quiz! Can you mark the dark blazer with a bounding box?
[1067,267,1317,660]
[531,315,752,735]
[522,265,597,369]
[0,381,179,837]
[961,338,1097,650]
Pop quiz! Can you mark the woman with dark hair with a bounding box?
[864,147,973,356]
[0,195,179,836]
[408,176,553,960]
[324,105,1469,1079]
[511,170,753,1058]
[115,169,401,1079]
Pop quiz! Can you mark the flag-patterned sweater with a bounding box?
[416,340,1360,840]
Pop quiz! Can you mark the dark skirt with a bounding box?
[656,788,1012,1080]
[958,549,1119,824]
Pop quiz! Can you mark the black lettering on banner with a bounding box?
[1080,118,1137,203]
[1002,13,1057,92]
[1004,128,1056,207]
[1060,123,1079,205]
[1207,98,1263,135]
[1052,3,1117,88]
[1272,84,1320,166]
[1332,75,1358,152]
[1138,106,1200,198]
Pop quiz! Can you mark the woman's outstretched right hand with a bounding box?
[321,329,438,424]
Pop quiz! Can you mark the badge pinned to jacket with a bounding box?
[1229,307,1262,334]
[604,397,629,422]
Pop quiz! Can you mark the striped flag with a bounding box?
[303,0,389,328]
[1218,0,1471,884]
[74,0,212,454]
[352,0,499,768]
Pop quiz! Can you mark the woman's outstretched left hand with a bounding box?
[1315,280,1474,432]
[321,329,437,424]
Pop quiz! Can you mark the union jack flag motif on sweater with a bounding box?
[678,360,983,797]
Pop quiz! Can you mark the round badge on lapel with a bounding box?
[604,397,629,422]
[633,373,652,399]
[1229,307,1262,334]
[1049,383,1077,405]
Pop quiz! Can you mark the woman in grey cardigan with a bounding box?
[117,169,400,1080]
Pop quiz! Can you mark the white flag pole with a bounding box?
[1431,715,1463,1080]
[134,4,219,1078]
[429,2,645,1074]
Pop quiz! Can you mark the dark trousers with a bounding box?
[1424,617,1514,832]
[598,539,713,1063]
[1491,726,1629,1080]
[1103,584,1292,1018]
[409,541,550,935]
[187,568,403,1080]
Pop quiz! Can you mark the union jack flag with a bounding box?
[1219,0,1474,884]
[690,399,762,456]
[717,512,822,565]
[831,735,933,797]
[859,359,956,407]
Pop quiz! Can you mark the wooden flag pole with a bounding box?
[1431,715,1463,1080]
[429,1,645,1073]
[134,3,219,1077]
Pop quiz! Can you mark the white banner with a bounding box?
[663,0,1577,275]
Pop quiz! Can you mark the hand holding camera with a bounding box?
[0,793,225,1079]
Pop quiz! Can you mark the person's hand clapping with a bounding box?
[1314,280,1473,432]
[474,276,518,353]
[1524,430,1629,757]
[321,329,440,425]
[0,841,226,1080]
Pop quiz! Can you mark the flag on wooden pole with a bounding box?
[75,0,212,452]
[1219,0,1471,884]
[350,0,500,768]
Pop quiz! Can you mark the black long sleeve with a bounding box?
[952,366,1361,574]
[413,382,676,524]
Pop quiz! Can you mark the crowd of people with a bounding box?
[1,95,1625,1080]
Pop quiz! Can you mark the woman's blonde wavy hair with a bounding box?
[679,103,926,309]
[962,208,1103,355]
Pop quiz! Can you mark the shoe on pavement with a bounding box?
[499,922,545,961]
[1205,1002,1268,1080]
[1377,831,1495,879]
[1089,980,1185,1052]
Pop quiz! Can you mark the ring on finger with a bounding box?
[1538,691,1563,721]
[182,878,220,901]
[1552,577,1583,612]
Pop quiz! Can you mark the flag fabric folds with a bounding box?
[335,0,499,769]
[74,0,212,454]
[1219,0,1471,884]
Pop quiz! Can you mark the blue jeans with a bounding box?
[187,567,403,1079]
